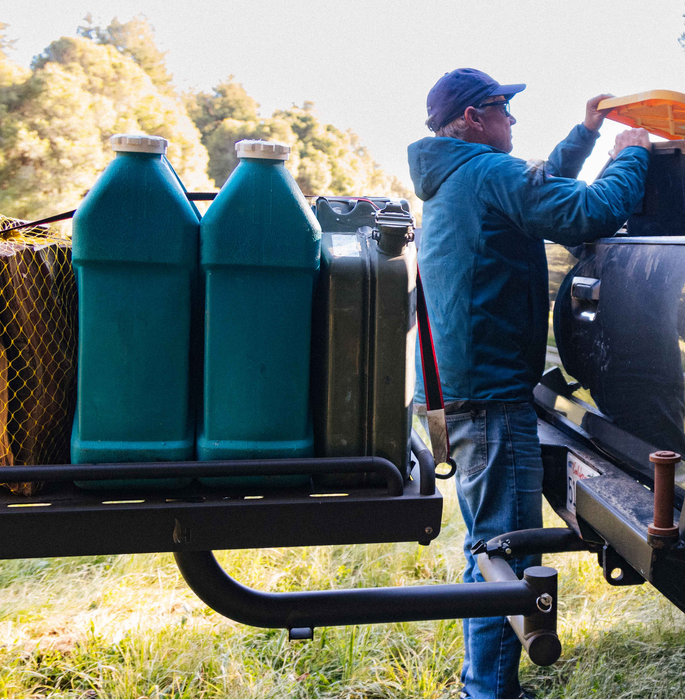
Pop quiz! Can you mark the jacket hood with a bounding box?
[408,137,497,201]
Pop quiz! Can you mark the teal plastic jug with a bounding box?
[71,134,200,490]
[198,139,321,487]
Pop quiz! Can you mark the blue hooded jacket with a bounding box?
[409,124,650,403]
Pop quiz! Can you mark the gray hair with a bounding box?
[435,114,470,139]
[436,103,493,139]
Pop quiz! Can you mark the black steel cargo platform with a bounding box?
[0,456,442,560]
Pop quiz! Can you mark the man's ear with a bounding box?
[463,106,484,132]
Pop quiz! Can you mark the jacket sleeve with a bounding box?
[479,146,650,246]
[545,124,600,179]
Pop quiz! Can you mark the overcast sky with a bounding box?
[2,0,684,188]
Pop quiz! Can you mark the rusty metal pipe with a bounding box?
[648,450,680,545]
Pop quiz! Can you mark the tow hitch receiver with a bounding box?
[473,527,593,666]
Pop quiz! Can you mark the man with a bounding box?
[408,68,650,699]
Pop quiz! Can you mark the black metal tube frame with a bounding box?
[174,549,542,634]
[0,456,407,496]
[172,504,568,667]
[475,527,596,560]
[473,526,594,666]
[478,556,561,666]
[410,429,436,496]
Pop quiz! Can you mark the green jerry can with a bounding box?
[71,134,200,490]
[311,198,417,485]
[197,139,321,487]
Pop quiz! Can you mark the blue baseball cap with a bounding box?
[426,68,526,132]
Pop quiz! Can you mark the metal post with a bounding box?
[522,567,561,666]
[410,429,436,497]
[478,555,561,666]
[648,450,680,547]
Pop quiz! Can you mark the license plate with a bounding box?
[566,453,599,514]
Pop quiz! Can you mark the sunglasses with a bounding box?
[475,99,511,117]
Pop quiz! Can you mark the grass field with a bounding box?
[0,479,683,699]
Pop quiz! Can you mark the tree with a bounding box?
[185,77,269,188]
[187,78,260,137]
[0,61,106,218]
[274,103,414,200]
[0,22,16,55]
[0,19,415,220]
[0,21,15,57]
[36,37,211,192]
[0,22,29,88]
[190,90,415,202]
[76,14,174,93]
[202,115,300,189]
[1,36,211,219]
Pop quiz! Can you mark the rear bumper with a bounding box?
[537,415,685,612]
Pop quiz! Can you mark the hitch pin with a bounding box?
[536,593,553,613]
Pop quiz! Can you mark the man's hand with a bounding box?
[609,128,652,159]
[584,94,614,132]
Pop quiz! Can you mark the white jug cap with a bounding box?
[236,139,290,160]
[110,134,169,154]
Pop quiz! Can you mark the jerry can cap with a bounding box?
[110,134,169,154]
[236,139,290,160]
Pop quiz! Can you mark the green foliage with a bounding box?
[0,22,29,88]
[275,102,413,200]
[189,91,414,202]
[0,59,106,218]
[0,36,211,218]
[0,22,15,55]
[187,77,260,136]
[0,16,414,221]
[186,77,268,188]
[76,14,174,93]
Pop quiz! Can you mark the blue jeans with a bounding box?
[422,401,544,698]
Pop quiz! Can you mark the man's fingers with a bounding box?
[584,94,616,132]
[612,128,652,158]
[588,93,615,110]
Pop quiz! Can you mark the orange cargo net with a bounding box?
[0,216,77,496]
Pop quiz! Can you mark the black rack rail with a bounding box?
[0,451,441,559]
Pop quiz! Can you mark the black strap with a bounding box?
[416,270,443,411]
[1,210,76,235]
[0,192,220,235]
